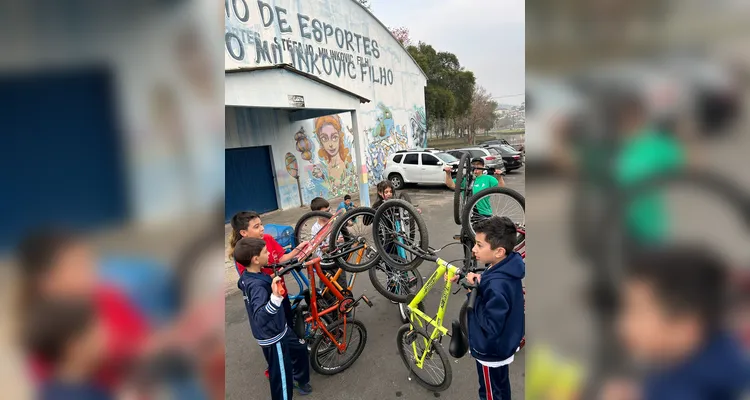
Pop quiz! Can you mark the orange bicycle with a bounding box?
[274,254,372,375]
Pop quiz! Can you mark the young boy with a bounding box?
[26,300,111,400]
[607,245,749,400]
[444,158,505,218]
[337,194,355,214]
[309,197,348,292]
[235,238,312,399]
[463,216,525,400]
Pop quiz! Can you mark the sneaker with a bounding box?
[294,381,313,395]
[264,369,269,379]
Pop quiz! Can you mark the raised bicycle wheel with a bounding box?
[310,318,368,375]
[396,324,452,392]
[461,186,525,241]
[453,153,472,225]
[369,260,423,303]
[294,210,333,247]
[328,207,380,273]
[372,199,428,271]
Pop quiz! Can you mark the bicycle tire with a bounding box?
[372,199,428,271]
[328,207,380,273]
[294,210,333,247]
[310,318,368,375]
[398,191,413,204]
[396,324,452,392]
[461,186,526,241]
[369,261,423,303]
[453,153,471,225]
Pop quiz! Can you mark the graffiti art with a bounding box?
[284,152,298,178]
[302,115,358,198]
[365,104,409,185]
[410,106,427,148]
[294,126,313,161]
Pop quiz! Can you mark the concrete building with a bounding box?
[224,0,427,219]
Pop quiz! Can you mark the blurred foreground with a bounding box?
[526,1,750,398]
[0,0,224,398]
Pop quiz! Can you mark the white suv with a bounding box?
[383,150,459,189]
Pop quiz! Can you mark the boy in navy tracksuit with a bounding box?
[602,246,749,400]
[463,216,525,400]
[235,237,312,399]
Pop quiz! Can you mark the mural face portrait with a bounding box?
[318,123,340,159]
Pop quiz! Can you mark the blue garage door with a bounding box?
[0,67,127,251]
[225,146,278,221]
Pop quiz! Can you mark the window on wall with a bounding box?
[403,153,418,165]
[421,154,440,166]
[393,154,404,163]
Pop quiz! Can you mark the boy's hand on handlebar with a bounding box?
[465,272,481,285]
[271,276,284,297]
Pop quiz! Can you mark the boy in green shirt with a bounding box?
[444,157,505,216]
[614,97,686,244]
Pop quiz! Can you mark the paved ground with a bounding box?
[225,168,526,400]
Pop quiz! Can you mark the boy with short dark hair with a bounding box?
[608,245,749,400]
[235,238,312,399]
[26,300,110,400]
[463,216,524,400]
[337,194,355,214]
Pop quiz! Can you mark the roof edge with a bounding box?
[226,64,371,104]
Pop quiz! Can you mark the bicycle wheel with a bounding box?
[294,211,333,246]
[396,324,452,392]
[369,260,423,303]
[328,207,380,273]
[309,318,368,375]
[453,153,471,225]
[461,186,525,241]
[372,199,428,271]
[398,191,413,204]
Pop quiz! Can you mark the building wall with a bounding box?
[2,1,223,226]
[225,0,427,210]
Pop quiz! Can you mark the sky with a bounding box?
[371,0,525,105]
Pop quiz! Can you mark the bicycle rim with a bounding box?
[369,261,423,303]
[396,324,452,392]
[461,186,526,241]
[372,199,428,271]
[329,207,380,273]
[294,211,333,246]
[310,319,368,375]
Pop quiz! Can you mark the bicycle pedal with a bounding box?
[452,234,461,241]
[404,330,417,345]
[360,295,373,308]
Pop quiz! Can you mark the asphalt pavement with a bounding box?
[225,168,526,400]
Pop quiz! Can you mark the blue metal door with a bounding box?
[0,68,127,251]
[225,146,278,221]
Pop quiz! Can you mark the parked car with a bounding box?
[483,144,524,172]
[384,150,460,189]
[447,147,506,173]
[482,138,524,153]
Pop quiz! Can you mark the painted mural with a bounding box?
[365,103,408,185]
[410,106,427,148]
[293,115,358,203]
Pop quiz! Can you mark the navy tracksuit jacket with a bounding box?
[467,251,525,400]
[238,271,310,400]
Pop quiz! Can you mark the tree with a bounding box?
[407,42,476,134]
[389,26,411,46]
[467,86,498,144]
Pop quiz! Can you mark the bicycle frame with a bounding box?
[305,257,371,352]
[406,258,461,368]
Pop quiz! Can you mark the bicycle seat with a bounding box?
[448,319,469,358]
